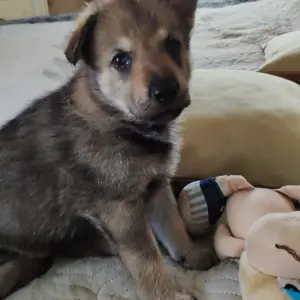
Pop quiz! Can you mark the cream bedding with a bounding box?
[7,258,242,300]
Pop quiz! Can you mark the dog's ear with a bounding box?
[166,0,198,29]
[65,2,99,66]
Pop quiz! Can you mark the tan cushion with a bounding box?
[259,31,300,83]
[176,69,300,188]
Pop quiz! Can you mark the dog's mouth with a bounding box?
[129,94,190,124]
[151,107,184,122]
[151,95,191,123]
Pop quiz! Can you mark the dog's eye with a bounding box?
[112,51,132,72]
[164,37,181,65]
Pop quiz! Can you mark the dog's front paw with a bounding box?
[182,245,218,270]
[170,238,219,271]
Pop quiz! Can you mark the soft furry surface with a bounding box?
[191,0,300,70]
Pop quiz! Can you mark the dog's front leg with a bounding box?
[148,182,217,270]
[98,200,194,300]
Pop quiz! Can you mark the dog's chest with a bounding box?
[94,141,174,188]
[79,128,180,196]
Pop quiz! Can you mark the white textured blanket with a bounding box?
[7,258,242,300]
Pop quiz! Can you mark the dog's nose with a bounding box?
[149,77,180,105]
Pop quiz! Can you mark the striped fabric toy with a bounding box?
[178,177,228,236]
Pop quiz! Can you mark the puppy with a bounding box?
[0,0,215,299]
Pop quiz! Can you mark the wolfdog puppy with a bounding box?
[0,0,215,299]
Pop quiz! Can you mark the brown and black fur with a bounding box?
[0,0,216,299]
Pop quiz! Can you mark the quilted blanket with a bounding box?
[6,258,242,300]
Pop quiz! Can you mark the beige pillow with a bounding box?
[259,31,300,83]
[176,69,300,188]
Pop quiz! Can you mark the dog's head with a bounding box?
[65,0,197,124]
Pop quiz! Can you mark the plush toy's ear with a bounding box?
[276,186,300,202]
[165,0,198,29]
[65,2,99,66]
[216,175,254,197]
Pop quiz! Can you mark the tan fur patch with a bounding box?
[73,72,98,116]
[76,1,99,29]
[117,37,132,52]
[76,0,113,27]
[131,62,147,106]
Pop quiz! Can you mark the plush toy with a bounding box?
[178,176,300,300]
[239,250,300,300]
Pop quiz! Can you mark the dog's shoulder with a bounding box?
[0,81,74,167]
[0,83,70,137]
